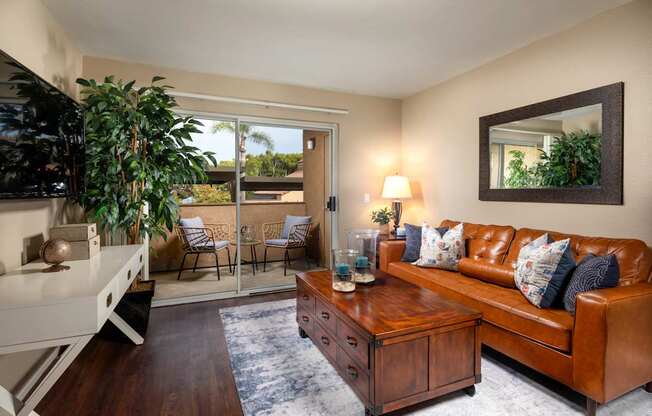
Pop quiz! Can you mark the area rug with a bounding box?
[219,299,651,416]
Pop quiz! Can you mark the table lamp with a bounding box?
[381,175,412,235]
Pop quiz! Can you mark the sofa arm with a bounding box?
[572,283,652,403]
[458,258,516,288]
[379,240,406,272]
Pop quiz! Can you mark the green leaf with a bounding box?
[123,80,136,93]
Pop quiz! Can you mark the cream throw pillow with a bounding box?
[413,223,465,271]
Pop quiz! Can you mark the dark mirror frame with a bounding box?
[479,82,623,205]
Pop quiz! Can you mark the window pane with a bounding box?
[172,118,236,205]
[239,124,304,203]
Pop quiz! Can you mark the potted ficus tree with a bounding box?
[76,75,216,336]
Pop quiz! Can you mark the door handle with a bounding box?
[326,196,337,212]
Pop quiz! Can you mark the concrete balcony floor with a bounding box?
[152,260,324,301]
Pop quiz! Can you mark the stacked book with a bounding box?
[50,223,100,260]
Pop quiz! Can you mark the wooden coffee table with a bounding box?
[296,270,482,415]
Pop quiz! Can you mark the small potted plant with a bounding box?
[371,207,392,235]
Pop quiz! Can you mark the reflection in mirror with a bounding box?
[489,103,602,189]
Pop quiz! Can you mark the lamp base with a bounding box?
[391,200,402,236]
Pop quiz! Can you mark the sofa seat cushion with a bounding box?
[387,262,574,352]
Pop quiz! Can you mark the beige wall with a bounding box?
[562,109,602,135]
[0,0,82,100]
[401,0,652,243]
[82,57,403,246]
[0,0,83,392]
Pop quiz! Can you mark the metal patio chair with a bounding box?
[262,221,313,276]
[176,219,232,280]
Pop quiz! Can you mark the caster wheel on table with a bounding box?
[298,327,308,338]
[464,385,476,397]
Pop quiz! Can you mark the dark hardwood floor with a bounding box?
[36,291,295,416]
[36,289,588,416]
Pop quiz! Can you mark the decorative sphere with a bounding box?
[40,238,72,266]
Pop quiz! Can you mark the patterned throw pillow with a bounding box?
[401,224,448,262]
[562,254,619,315]
[413,223,464,271]
[514,234,576,308]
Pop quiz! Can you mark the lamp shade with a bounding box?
[381,175,412,199]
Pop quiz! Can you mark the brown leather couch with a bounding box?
[379,220,652,413]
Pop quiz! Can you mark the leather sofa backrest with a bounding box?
[504,228,652,286]
[440,219,515,264]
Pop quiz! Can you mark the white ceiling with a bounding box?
[44,0,630,98]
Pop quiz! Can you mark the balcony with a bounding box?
[150,201,325,301]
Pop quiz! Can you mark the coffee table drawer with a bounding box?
[337,346,369,401]
[297,283,315,315]
[314,322,337,362]
[336,318,369,368]
[315,298,336,335]
[297,306,314,336]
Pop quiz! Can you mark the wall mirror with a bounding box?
[479,82,623,204]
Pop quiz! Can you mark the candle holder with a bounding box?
[332,249,358,292]
[347,229,380,284]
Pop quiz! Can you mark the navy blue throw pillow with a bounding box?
[401,224,448,262]
[563,254,620,315]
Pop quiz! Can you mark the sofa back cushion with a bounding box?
[440,219,515,264]
[505,228,652,286]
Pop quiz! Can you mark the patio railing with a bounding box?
[150,202,313,273]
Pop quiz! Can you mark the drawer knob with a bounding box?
[320,311,330,320]
[106,293,113,308]
[302,316,310,323]
[302,294,310,301]
[346,335,358,347]
[346,366,358,379]
[139,254,143,263]
[320,336,330,345]
[127,270,132,280]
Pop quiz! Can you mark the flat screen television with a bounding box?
[0,49,84,199]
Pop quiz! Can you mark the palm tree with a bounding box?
[212,122,274,201]
[212,122,274,153]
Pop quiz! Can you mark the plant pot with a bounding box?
[379,223,390,236]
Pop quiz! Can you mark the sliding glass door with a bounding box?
[151,112,337,305]
[235,119,333,293]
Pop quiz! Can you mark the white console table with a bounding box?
[0,245,146,416]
